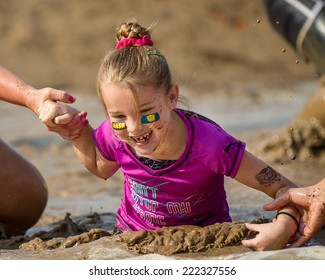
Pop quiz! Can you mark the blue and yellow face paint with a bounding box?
[141,112,160,124]
[111,113,160,130]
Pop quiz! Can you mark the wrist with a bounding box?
[25,88,39,115]
[276,211,299,234]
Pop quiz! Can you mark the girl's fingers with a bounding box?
[245,223,260,232]
[53,113,75,125]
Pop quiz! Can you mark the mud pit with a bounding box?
[115,219,267,255]
[0,213,267,257]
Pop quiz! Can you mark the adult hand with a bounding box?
[263,179,325,247]
[26,87,76,117]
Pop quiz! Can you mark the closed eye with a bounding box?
[140,108,153,114]
[112,114,126,119]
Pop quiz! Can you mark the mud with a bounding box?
[298,78,325,127]
[0,212,115,250]
[1,213,267,257]
[116,219,268,255]
[254,118,325,163]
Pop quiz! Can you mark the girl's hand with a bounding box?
[48,111,89,140]
[39,100,89,140]
[241,216,297,251]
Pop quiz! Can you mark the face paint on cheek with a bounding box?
[141,112,160,124]
[112,122,126,130]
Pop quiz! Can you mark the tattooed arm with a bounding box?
[234,150,300,250]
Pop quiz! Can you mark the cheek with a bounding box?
[152,119,168,130]
[113,129,129,140]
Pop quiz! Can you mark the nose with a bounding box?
[126,117,142,134]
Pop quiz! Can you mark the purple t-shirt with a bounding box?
[92,109,246,232]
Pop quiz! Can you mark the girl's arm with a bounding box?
[71,125,120,180]
[234,150,300,250]
[39,100,120,179]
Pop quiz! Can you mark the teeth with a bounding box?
[133,132,151,143]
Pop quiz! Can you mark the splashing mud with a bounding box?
[255,118,325,163]
[254,80,325,163]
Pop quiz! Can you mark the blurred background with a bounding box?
[0,0,317,94]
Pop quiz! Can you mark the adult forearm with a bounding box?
[0,66,35,107]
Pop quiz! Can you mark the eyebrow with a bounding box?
[139,101,155,108]
[108,110,123,115]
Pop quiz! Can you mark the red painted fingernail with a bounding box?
[69,96,76,102]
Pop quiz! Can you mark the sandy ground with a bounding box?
[0,0,325,259]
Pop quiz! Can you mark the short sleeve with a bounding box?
[91,119,119,162]
[194,120,246,178]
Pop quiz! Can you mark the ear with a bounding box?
[167,84,179,109]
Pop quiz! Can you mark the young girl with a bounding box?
[40,20,302,251]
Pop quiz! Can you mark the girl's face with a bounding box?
[101,83,179,158]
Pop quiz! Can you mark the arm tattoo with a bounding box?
[255,166,281,187]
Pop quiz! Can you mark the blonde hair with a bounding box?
[96,19,173,111]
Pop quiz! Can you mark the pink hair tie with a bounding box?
[115,36,154,49]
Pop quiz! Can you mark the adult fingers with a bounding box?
[41,87,76,103]
[263,192,292,211]
[264,187,313,211]
[288,234,310,248]
[304,199,325,236]
[39,102,61,127]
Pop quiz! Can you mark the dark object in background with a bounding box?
[264,0,325,74]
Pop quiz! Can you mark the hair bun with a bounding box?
[116,20,151,41]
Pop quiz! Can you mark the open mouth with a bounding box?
[131,131,152,143]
